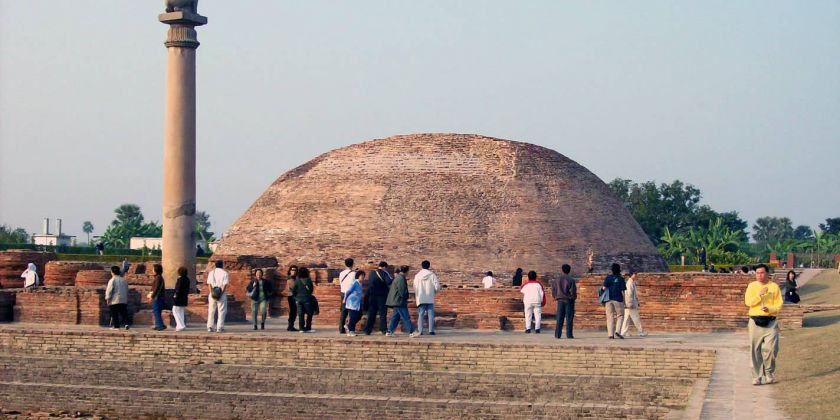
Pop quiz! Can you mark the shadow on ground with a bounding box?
[803,312,840,328]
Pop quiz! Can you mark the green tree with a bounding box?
[194,210,215,242]
[101,204,162,248]
[793,225,814,241]
[819,217,840,235]
[82,221,94,244]
[752,217,794,244]
[0,225,29,243]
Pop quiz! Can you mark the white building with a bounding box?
[32,218,75,246]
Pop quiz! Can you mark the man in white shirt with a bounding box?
[206,260,229,333]
[481,271,496,289]
[337,258,356,334]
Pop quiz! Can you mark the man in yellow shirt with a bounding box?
[744,263,783,385]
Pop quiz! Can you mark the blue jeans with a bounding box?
[388,306,415,334]
[152,297,165,328]
[417,303,435,333]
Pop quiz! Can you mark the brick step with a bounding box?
[0,381,669,419]
[0,354,693,408]
[0,328,716,379]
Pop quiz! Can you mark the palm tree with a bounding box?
[82,221,94,245]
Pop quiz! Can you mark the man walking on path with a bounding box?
[620,271,647,337]
[206,260,229,333]
[363,261,393,335]
[744,263,783,385]
[602,263,626,339]
[550,264,576,339]
[414,260,441,335]
[338,258,356,334]
[386,265,418,337]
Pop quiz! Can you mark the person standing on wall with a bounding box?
[247,268,274,330]
[121,257,130,276]
[601,263,626,339]
[150,264,167,331]
[521,271,546,334]
[481,271,496,288]
[285,266,299,332]
[338,258,357,334]
[745,263,783,385]
[21,263,40,289]
[620,271,647,337]
[105,265,129,330]
[172,266,190,331]
[414,260,441,335]
[363,261,392,335]
[291,267,316,333]
[550,264,576,339]
[344,270,365,337]
[386,265,419,337]
[206,260,229,333]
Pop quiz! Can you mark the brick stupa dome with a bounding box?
[217,134,667,278]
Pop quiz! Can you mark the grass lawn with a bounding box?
[775,269,840,420]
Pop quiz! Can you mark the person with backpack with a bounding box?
[550,264,577,339]
[206,260,229,333]
[600,263,626,339]
[521,271,546,333]
[337,258,357,334]
[363,261,392,335]
[386,266,418,337]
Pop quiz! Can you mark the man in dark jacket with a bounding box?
[363,261,393,335]
[602,263,627,339]
[247,268,275,330]
[386,266,418,337]
[550,264,577,339]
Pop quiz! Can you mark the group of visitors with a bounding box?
[338,258,440,337]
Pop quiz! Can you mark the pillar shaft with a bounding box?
[160,11,206,288]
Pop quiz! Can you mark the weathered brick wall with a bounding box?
[0,329,715,378]
[44,261,104,286]
[218,134,667,278]
[0,291,14,322]
[308,272,804,332]
[0,355,693,408]
[0,250,55,288]
[73,269,111,287]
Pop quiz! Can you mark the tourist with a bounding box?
[783,270,800,304]
[709,264,718,273]
[741,266,750,275]
[511,268,524,287]
[95,241,104,256]
[121,257,130,275]
[481,271,496,289]
[206,260,229,333]
[414,260,441,335]
[195,243,205,257]
[172,266,190,331]
[521,271,545,334]
[150,264,167,331]
[247,268,275,330]
[387,265,418,337]
[105,265,129,330]
[699,246,707,270]
[291,267,316,333]
[550,264,576,339]
[20,263,40,289]
[344,270,365,337]
[601,263,626,339]
[338,258,356,334]
[285,265,299,332]
[745,263,783,385]
[363,261,392,335]
[620,271,647,337]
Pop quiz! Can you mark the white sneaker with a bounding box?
[207,328,213,333]
[765,375,776,384]
[346,331,357,337]
[385,332,394,337]
[752,377,763,386]
[175,328,185,332]
[304,329,316,333]
[639,332,648,337]
[410,331,421,338]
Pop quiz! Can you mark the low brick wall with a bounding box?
[44,261,104,287]
[0,328,715,378]
[0,250,55,288]
[0,355,693,408]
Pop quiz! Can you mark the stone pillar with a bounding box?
[159,7,207,287]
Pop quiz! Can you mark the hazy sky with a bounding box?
[1,1,838,241]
